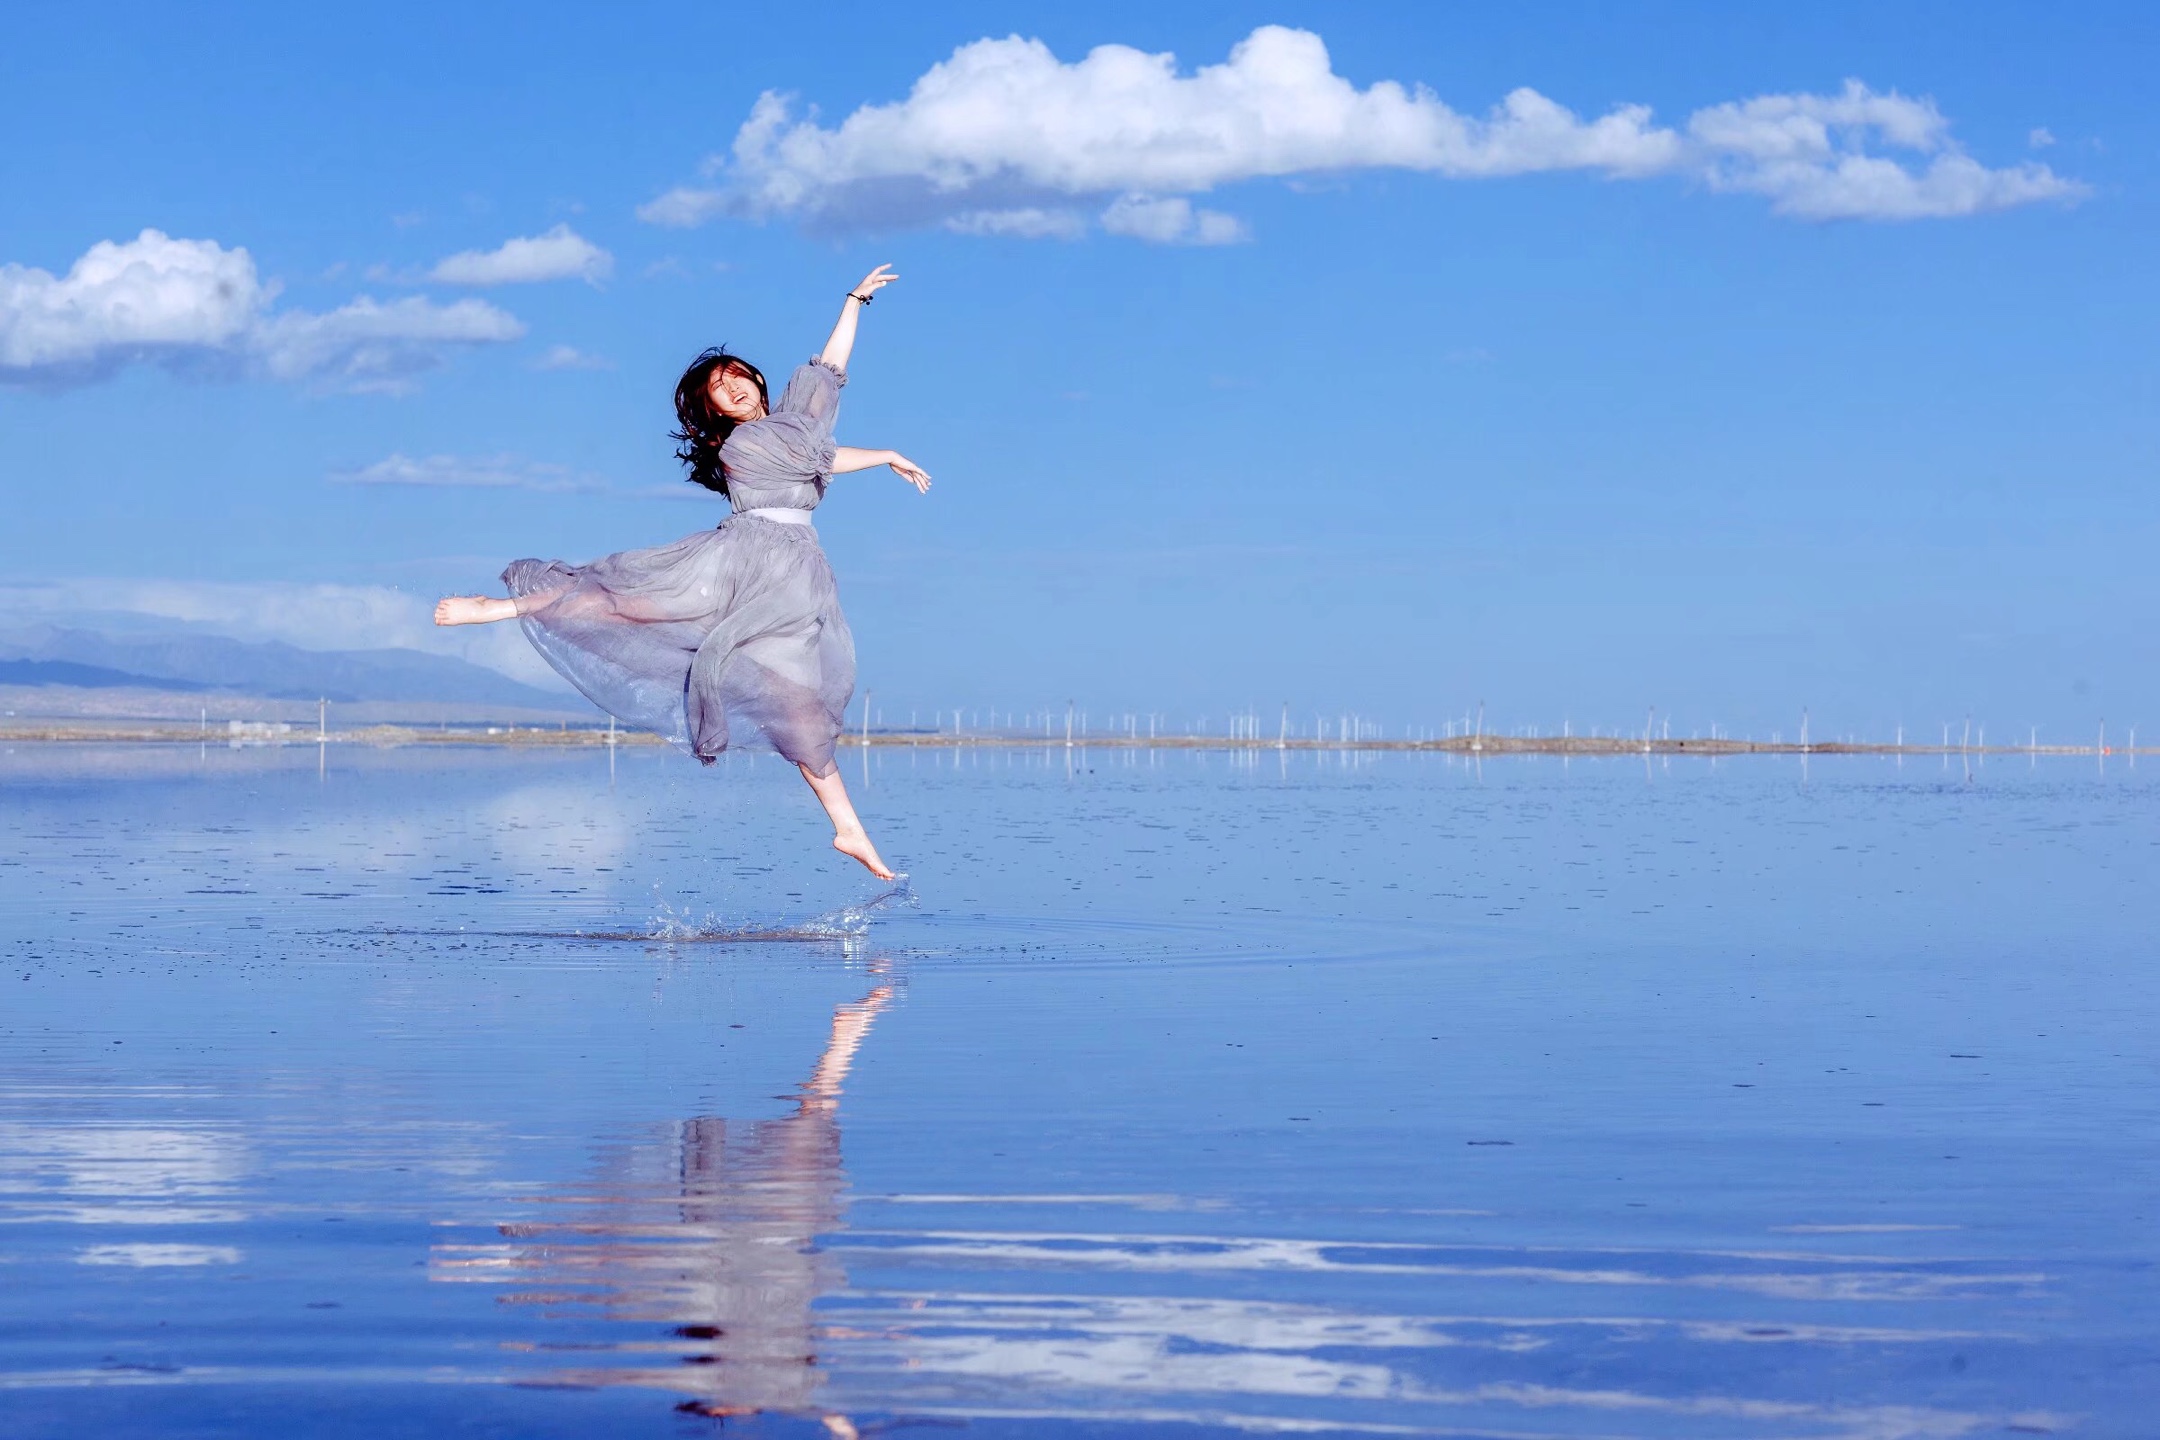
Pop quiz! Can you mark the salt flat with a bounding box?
[1,742,2153,1437]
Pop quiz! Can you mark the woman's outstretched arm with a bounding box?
[831,445,932,494]
[816,264,898,374]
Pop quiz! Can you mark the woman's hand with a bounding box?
[888,455,932,494]
[849,263,899,302]
[820,264,896,371]
[832,446,932,492]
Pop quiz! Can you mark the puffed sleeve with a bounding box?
[773,358,845,437]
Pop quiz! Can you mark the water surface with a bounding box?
[2,742,2155,1437]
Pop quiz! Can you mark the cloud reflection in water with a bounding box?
[431,967,2041,1440]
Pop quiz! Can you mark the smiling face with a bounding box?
[707,362,767,423]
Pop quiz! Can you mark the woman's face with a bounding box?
[708,364,765,423]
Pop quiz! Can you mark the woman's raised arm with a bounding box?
[816,264,898,373]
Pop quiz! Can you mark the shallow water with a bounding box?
[1,742,2155,1437]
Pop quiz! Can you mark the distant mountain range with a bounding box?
[0,624,575,710]
[0,658,213,692]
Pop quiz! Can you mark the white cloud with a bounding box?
[4,577,449,652]
[2028,127,2055,149]
[532,342,612,370]
[643,25,2083,240]
[1684,81,2078,219]
[0,577,565,689]
[0,229,264,372]
[0,230,524,390]
[943,208,1088,240]
[252,294,524,393]
[637,187,728,228]
[1100,194,1247,245]
[428,224,613,285]
[330,452,605,493]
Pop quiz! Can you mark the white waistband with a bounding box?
[740,507,814,526]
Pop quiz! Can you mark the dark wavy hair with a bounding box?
[672,348,769,495]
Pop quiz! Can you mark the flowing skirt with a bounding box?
[503,515,855,777]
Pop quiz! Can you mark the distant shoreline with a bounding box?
[0,721,2143,759]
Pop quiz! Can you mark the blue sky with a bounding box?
[2,2,2154,740]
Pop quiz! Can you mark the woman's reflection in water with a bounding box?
[494,977,893,1437]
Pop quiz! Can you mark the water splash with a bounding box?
[641,876,916,944]
[381,879,919,946]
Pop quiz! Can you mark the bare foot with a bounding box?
[832,828,895,881]
[434,595,515,627]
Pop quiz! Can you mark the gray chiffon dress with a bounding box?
[503,359,856,777]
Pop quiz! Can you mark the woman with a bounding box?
[435,265,928,881]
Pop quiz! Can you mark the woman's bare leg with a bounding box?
[441,586,891,878]
[799,764,895,880]
[434,596,518,626]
